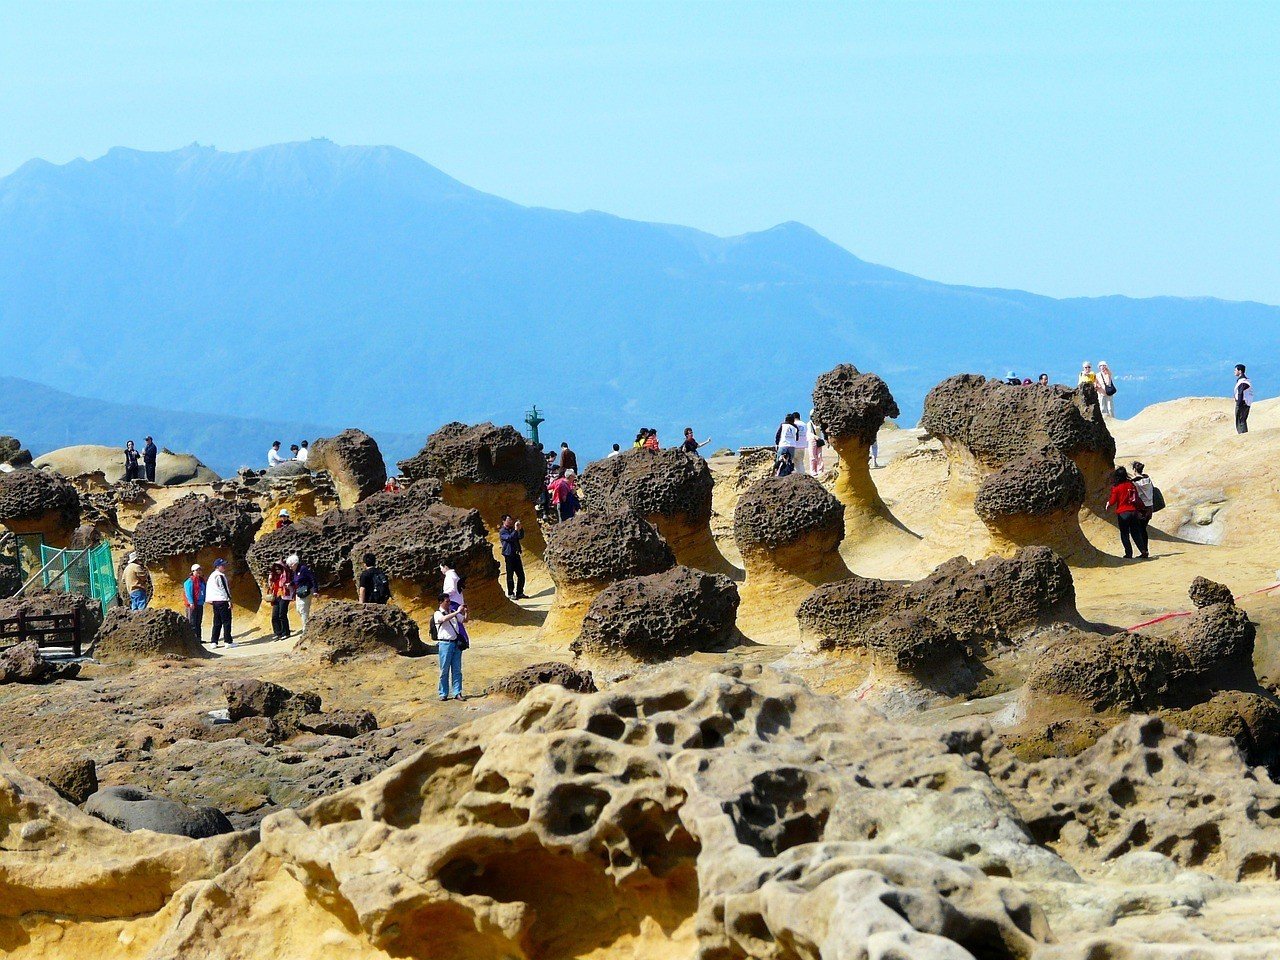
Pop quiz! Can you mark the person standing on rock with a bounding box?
[643,429,660,451]
[1038,373,1050,386]
[792,413,808,474]
[806,410,825,475]
[142,436,158,482]
[358,552,391,604]
[681,427,710,456]
[1078,362,1096,390]
[499,515,527,599]
[1105,466,1149,560]
[123,552,150,610]
[297,440,309,465]
[608,443,621,457]
[433,593,466,701]
[207,558,236,648]
[123,440,142,482]
[1097,362,1117,418]
[559,442,578,474]
[183,563,206,640]
[1234,364,1254,434]
[267,561,294,640]
[288,554,316,632]
[267,441,285,468]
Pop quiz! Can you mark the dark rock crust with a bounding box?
[544,504,675,584]
[0,467,80,527]
[133,494,261,562]
[294,600,425,663]
[309,429,388,504]
[974,446,1087,519]
[579,448,714,522]
[351,502,497,593]
[811,364,900,444]
[733,474,845,549]
[93,607,205,661]
[398,421,546,500]
[486,662,598,699]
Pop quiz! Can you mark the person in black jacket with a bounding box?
[143,436,158,482]
[123,440,142,481]
[499,515,526,599]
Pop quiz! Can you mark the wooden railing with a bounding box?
[0,608,83,657]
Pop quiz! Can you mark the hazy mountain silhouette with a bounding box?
[2,138,1277,464]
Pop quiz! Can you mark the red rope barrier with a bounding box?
[1124,582,1280,632]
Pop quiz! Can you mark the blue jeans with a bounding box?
[437,640,463,699]
[130,590,149,610]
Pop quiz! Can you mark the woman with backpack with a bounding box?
[1105,466,1149,560]
[1097,361,1117,418]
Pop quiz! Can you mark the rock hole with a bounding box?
[586,712,626,741]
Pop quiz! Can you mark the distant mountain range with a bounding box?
[0,376,422,476]
[1,138,1276,464]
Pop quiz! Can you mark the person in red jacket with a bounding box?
[1105,466,1149,560]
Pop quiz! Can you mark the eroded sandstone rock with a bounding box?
[0,467,81,544]
[0,640,81,685]
[93,607,205,662]
[293,600,425,663]
[85,785,235,839]
[486,661,597,699]
[308,429,387,508]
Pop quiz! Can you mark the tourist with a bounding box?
[560,442,578,473]
[297,440,309,465]
[267,561,294,640]
[143,436,158,482]
[1130,461,1156,552]
[545,449,559,473]
[870,442,880,469]
[1105,466,1149,560]
[1234,364,1253,434]
[123,440,142,481]
[499,515,527,599]
[267,441,285,467]
[439,561,471,648]
[551,468,580,520]
[807,410,825,475]
[384,476,402,494]
[681,427,710,456]
[357,552,391,604]
[123,552,150,610]
[608,443,621,457]
[775,413,799,476]
[643,429,660,451]
[633,429,647,449]
[1005,371,1021,386]
[183,563,205,641]
[432,593,466,701]
[207,558,235,647]
[287,554,316,632]
[289,444,301,461]
[1038,373,1050,386]
[792,413,808,474]
[1097,361,1117,418]
[1078,362,1096,389]
[275,509,293,529]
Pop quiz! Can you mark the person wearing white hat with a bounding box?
[1096,361,1117,418]
[183,563,206,641]
[123,552,151,610]
[275,509,293,531]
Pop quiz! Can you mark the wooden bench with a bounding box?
[0,608,83,657]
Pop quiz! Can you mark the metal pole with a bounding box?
[15,546,91,597]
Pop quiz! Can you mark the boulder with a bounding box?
[0,640,81,684]
[296,710,378,738]
[265,460,311,479]
[308,429,387,508]
[1189,576,1235,609]
[33,444,219,485]
[573,565,740,663]
[223,678,321,724]
[92,607,205,662]
[31,755,98,805]
[0,467,81,543]
[486,662,597,699]
[0,436,32,468]
[84,785,235,839]
[293,600,425,663]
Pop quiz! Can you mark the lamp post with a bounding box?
[524,405,546,447]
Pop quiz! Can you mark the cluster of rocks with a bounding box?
[0,641,81,684]
[222,677,378,740]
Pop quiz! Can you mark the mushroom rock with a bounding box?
[0,436,32,468]
[920,374,1115,559]
[133,495,263,618]
[293,600,426,663]
[349,501,517,633]
[92,607,207,662]
[33,444,220,485]
[732,474,851,635]
[797,547,1081,713]
[307,429,387,509]
[486,661,597,698]
[580,447,736,576]
[572,564,740,667]
[973,446,1092,558]
[810,364,908,544]
[542,504,676,644]
[398,422,548,557]
[0,467,81,546]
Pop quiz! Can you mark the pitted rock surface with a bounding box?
[0,436,32,468]
[308,429,387,505]
[350,502,497,592]
[544,503,675,585]
[0,467,80,527]
[0,589,103,645]
[921,373,1115,466]
[264,460,311,479]
[398,421,546,499]
[133,494,261,563]
[573,565,740,662]
[486,661,598,698]
[810,363,900,443]
[733,474,845,549]
[974,445,1087,518]
[799,546,1078,654]
[1189,575,1235,609]
[93,607,205,661]
[223,678,321,725]
[579,447,714,522]
[293,600,425,663]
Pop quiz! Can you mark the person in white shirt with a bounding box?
[607,444,621,457]
[206,558,236,648]
[793,414,809,475]
[433,593,465,700]
[439,562,470,648]
[297,440,309,464]
[1096,361,1117,418]
[267,441,285,468]
[774,413,800,476]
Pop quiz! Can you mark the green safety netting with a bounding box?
[40,542,118,615]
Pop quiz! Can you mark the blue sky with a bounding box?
[2,1,1276,303]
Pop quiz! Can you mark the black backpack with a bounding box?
[368,569,391,604]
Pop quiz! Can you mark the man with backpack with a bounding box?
[1234,364,1254,434]
[358,552,392,604]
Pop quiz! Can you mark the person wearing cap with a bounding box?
[183,563,206,640]
[123,552,151,610]
[143,436,158,482]
[207,559,235,648]
[275,509,293,530]
[287,554,317,632]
